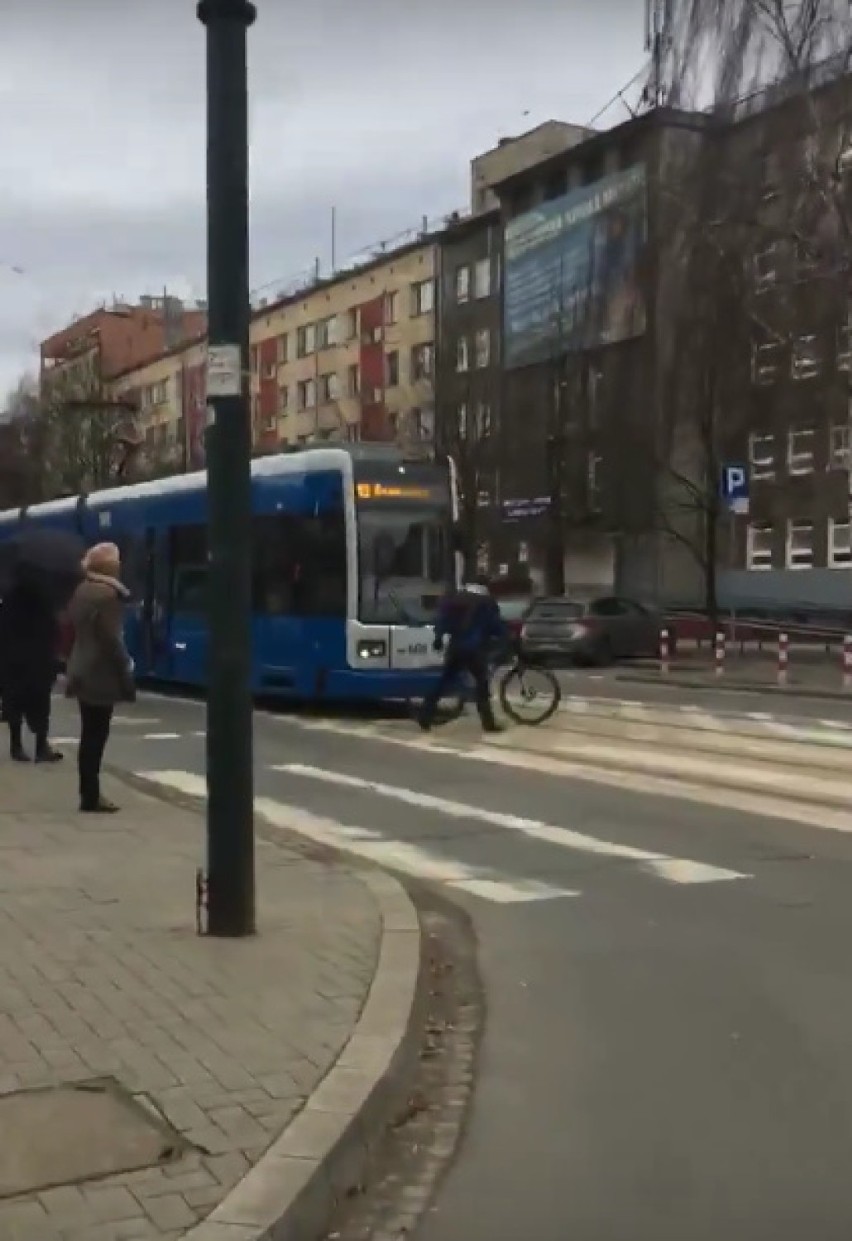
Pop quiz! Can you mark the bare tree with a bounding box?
[0,369,144,502]
[439,402,494,576]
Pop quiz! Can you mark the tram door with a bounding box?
[137,527,171,679]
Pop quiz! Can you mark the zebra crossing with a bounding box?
[137,767,752,908]
[557,695,852,746]
[44,692,852,906]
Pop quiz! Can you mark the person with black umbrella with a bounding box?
[0,526,86,763]
[0,563,64,762]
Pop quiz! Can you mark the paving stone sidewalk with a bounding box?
[0,758,381,1241]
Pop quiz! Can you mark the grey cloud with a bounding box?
[0,0,644,395]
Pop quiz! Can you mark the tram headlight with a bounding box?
[357,640,387,659]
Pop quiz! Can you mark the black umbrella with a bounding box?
[0,527,86,606]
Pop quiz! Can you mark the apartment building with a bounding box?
[708,67,852,611]
[249,239,437,453]
[475,107,708,597]
[470,121,594,213]
[109,345,188,473]
[435,207,503,570]
[40,296,207,401]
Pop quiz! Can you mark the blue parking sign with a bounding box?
[720,464,749,514]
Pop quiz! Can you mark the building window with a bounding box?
[474,329,491,368]
[411,342,434,381]
[408,407,433,442]
[251,346,259,373]
[761,151,779,200]
[262,359,276,380]
[296,324,316,357]
[474,258,491,299]
[455,265,471,303]
[749,432,775,480]
[751,341,782,385]
[383,291,399,325]
[297,378,316,409]
[587,452,603,511]
[278,384,288,413]
[747,523,774,570]
[411,279,434,317]
[829,518,852,567]
[476,402,492,438]
[753,243,780,288]
[346,307,360,340]
[347,363,360,397]
[456,337,470,372]
[318,372,339,403]
[786,519,814,569]
[791,334,819,379]
[787,427,815,475]
[385,350,399,387]
[838,310,852,370]
[830,424,850,469]
[277,334,289,364]
[458,403,468,438]
[316,316,338,349]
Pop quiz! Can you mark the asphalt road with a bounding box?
[46,689,852,1241]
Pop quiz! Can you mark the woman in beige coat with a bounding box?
[66,543,135,813]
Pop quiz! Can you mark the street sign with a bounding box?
[721,464,749,515]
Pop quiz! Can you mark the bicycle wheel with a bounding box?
[498,663,561,725]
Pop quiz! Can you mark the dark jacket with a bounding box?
[434,586,505,656]
[65,572,135,706]
[0,578,60,698]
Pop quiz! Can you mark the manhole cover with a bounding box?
[0,1078,188,1198]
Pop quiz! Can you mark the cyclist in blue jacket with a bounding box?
[418,578,506,733]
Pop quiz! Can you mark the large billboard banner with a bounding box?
[503,164,647,368]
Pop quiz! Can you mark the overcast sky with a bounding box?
[0,0,644,398]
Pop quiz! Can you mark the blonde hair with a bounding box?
[83,542,121,575]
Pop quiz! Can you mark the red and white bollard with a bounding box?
[777,632,789,687]
[843,635,852,691]
[714,630,725,678]
[660,628,670,676]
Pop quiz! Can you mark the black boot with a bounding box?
[9,726,29,761]
[35,737,63,763]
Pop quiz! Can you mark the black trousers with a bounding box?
[78,703,113,808]
[5,687,51,750]
[420,648,497,729]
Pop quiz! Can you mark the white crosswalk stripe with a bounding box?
[274,763,750,886]
[137,770,579,905]
[135,763,750,910]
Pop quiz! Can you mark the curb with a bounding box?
[110,769,424,1241]
[616,672,852,703]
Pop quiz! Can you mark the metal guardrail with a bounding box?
[667,611,851,648]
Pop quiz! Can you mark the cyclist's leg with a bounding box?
[466,650,500,732]
[418,652,460,728]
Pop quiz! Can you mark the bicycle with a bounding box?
[436,644,562,727]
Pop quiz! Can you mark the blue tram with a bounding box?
[0,445,460,701]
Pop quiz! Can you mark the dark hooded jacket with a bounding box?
[434,584,505,656]
[0,575,59,698]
